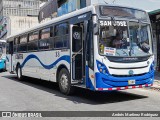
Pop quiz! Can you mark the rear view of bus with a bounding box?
[94,5,154,91]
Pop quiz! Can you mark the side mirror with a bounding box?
[139,42,150,53]
[94,23,99,35]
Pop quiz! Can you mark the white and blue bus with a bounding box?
[0,40,6,71]
[6,4,154,95]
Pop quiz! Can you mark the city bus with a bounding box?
[0,40,6,71]
[6,4,154,95]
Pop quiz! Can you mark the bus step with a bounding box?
[73,84,86,88]
[72,80,84,85]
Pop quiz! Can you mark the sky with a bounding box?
[107,0,160,12]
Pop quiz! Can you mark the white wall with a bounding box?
[7,16,39,36]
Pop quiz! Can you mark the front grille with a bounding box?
[111,73,147,77]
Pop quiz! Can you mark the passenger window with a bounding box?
[18,44,27,52]
[20,35,27,43]
[39,28,53,50]
[54,23,69,49]
[41,28,50,39]
[29,31,39,41]
[28,42,38,51]
[18,35,27,52]
[28,31,38,51]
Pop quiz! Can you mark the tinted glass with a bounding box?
[54,23,69,48]
[100,6,148,21]
[41,28,50,39]
[18,44,27,52]
[39,39,50,50]
[20,35,27,43]
[29,31,39,41]
[28,41,38,51]
[39,28,53,50]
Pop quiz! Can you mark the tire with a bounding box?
[16,65,23,80]
[58,68,74,95]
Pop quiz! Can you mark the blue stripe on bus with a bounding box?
[86,66,95,90]
[20,54,70,69]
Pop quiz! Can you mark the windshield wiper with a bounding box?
[116,49,128,56]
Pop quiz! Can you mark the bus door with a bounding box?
[85,20,95,90]
[7,41,14,73]
[70,25,83,82]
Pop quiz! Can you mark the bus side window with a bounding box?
[28,31,39,51]
[9,41,13,54]
[39,27,53,50]
[18,35,28,52]
[54,23,69,49]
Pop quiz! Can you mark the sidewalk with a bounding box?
[155,71,160,80]
[151,72,160,91]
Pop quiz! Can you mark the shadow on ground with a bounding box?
[2,75,148,105]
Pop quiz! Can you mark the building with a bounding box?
[149,9,160,71]
[0,0,41,39]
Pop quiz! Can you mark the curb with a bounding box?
[150,87,160,91]
[145,82,160,92]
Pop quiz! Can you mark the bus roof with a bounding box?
[7,4,147,41]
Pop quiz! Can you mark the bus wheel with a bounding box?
[58,68,74,95]
[16,65,23,80]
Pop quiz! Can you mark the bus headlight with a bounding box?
[96,60,109,75]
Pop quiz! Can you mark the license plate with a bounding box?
[128,80,136,85]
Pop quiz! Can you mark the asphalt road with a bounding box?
[0,71,160,119]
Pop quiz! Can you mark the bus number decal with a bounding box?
[56,51,60,57]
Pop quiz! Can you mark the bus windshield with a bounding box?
[100,6,148,21]
[99,20,152,57]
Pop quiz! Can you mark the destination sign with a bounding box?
[99,21,127,26]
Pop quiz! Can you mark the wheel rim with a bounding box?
[60,74,68,90]
[17,67,21,78]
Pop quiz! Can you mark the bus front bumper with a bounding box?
[95,70,154,91]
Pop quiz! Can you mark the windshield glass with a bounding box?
[100,6,149,22]
[129,22,151,56]
[99,20,152,57]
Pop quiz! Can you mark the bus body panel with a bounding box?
[13,50,70,81]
